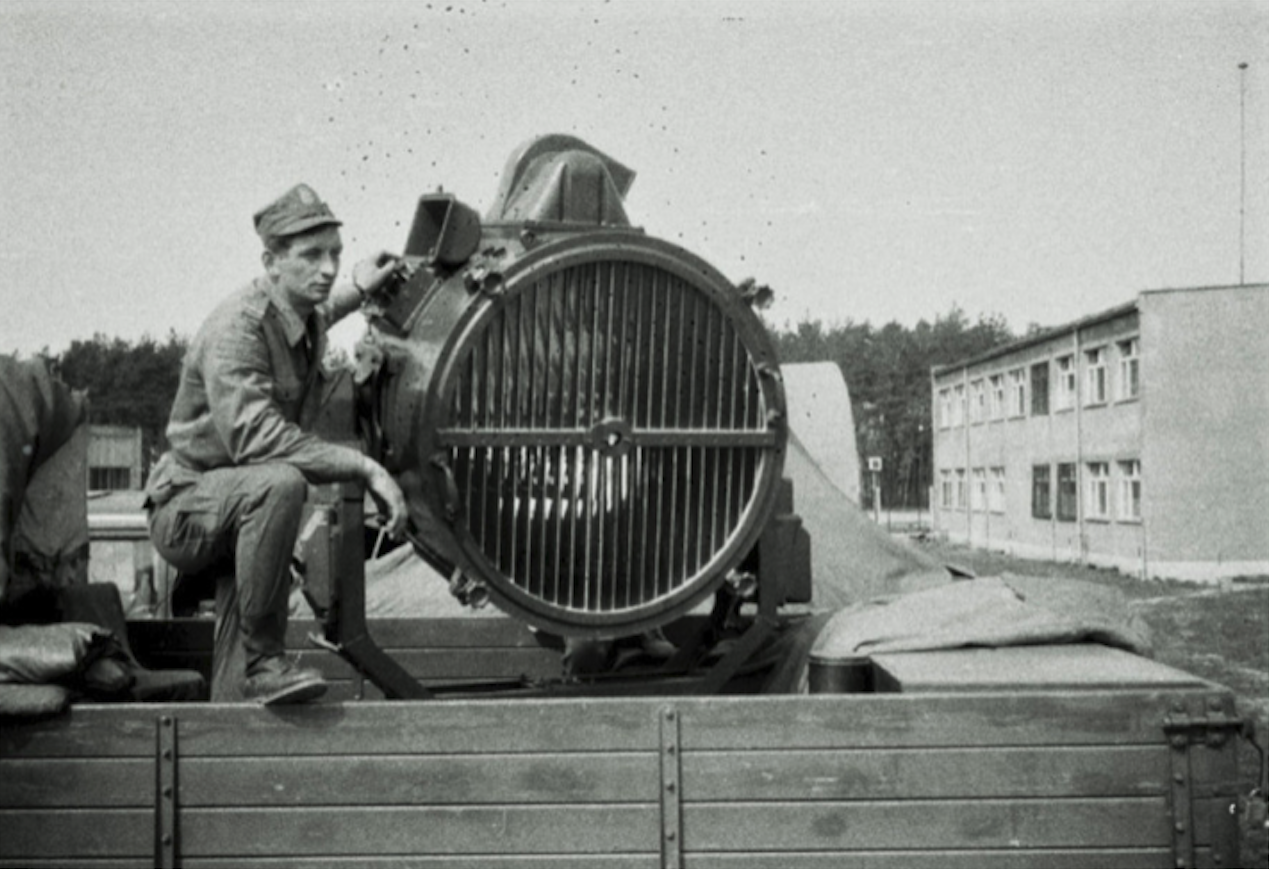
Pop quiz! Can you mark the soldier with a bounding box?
[145,184,406,704]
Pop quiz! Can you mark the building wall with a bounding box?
[1067,313,1146,573]
[932,285,1268,582]
[932,309,1143,569]
[1140,285,1269,579]
[87,425,143,490]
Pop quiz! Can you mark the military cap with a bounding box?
[253,183,342,240]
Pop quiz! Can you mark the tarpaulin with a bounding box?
[0,356,87,606]
[809,573,1152,660]
[0,621,118,684]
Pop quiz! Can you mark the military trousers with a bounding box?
[148,463,307,699]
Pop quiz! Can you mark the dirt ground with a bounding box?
[911,537,1269,866]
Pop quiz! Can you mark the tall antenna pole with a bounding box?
[1240,62,1248,285]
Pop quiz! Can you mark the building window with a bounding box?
[952,384,965,426]
[970,379,986,424]
[1008,368,1026,417]
[1030,362,1049,415]
[940,470,954,509]
[989,467,1005,513]
[1056,462,1077,521]
[89,466,132,491]
[1118,459,1141,520]
[1117,338,1140,400]
[989,374,1005,420]
[1055,355,1076,411]
[937,388,951,428]
[971,468,986,511]
[955,468,967,509]
[1084,347,1107,405]
[1032,465,1051,519]
[1085,462,1110,519]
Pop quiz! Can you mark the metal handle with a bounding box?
[430,452,461,521]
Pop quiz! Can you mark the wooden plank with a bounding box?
[679,850,1176,869]
[680,798,1171,851]
[300,676,544,701]
[181,858,658,868]
[293,647,562,682]
[138,614,712,653]
[0,758,152,807]
[0,708,155,758]
[1,689,1219,760]
[130,617,556,667]
[181,805,658,856]
[266,676,494,702]
[0,699,658,759]
[0,861,159,869]
[674,692,1192,749]
[181,752,657,806]
[870,647,1210,693]
[174,700,660,756]
[0,808,152,859]
[681,745,1169,800]
[283,614,710,650]
[285,617,554,649]
[13,852,1194,869]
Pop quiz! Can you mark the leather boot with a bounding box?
[243,656,327,705]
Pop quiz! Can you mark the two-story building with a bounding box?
[931,283,1267,583]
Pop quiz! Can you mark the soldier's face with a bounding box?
[265,226,343,314]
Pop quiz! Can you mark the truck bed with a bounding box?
[0,617,1245,868]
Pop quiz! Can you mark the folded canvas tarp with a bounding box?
[782,423,950,609]
[809,573,1153,661]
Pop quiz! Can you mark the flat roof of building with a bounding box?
[931,282,1266,377]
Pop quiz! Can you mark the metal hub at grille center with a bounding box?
[590,417,633,458]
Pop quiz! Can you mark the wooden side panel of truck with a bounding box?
[0,617,1245,869]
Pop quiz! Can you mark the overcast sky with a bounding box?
[2,0,1265,357]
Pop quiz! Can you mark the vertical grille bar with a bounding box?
[666,281,687,590]
[565,269,583,601]
[523,282,539,593]
[582,267,600,608]
[493,297,510,573]
[652,274,670,599]
[593,264,611,608]
[549,273,565,606]
[726,327,742,535]
[467,329,482,549]
[707,304,722,559]
[508,291,524,580]
[624,267,644,608]
[538,279,551,601]
[687,290,704,573]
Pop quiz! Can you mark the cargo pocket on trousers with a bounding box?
[151,508,220,571]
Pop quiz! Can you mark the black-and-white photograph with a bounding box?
[2,1,1266,866]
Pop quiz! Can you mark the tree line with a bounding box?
[42,332,188,472]
[24,307,1015,503]
[767,307,1015,509]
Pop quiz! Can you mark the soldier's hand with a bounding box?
[364,460,408,539]
[352,250,401,300]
